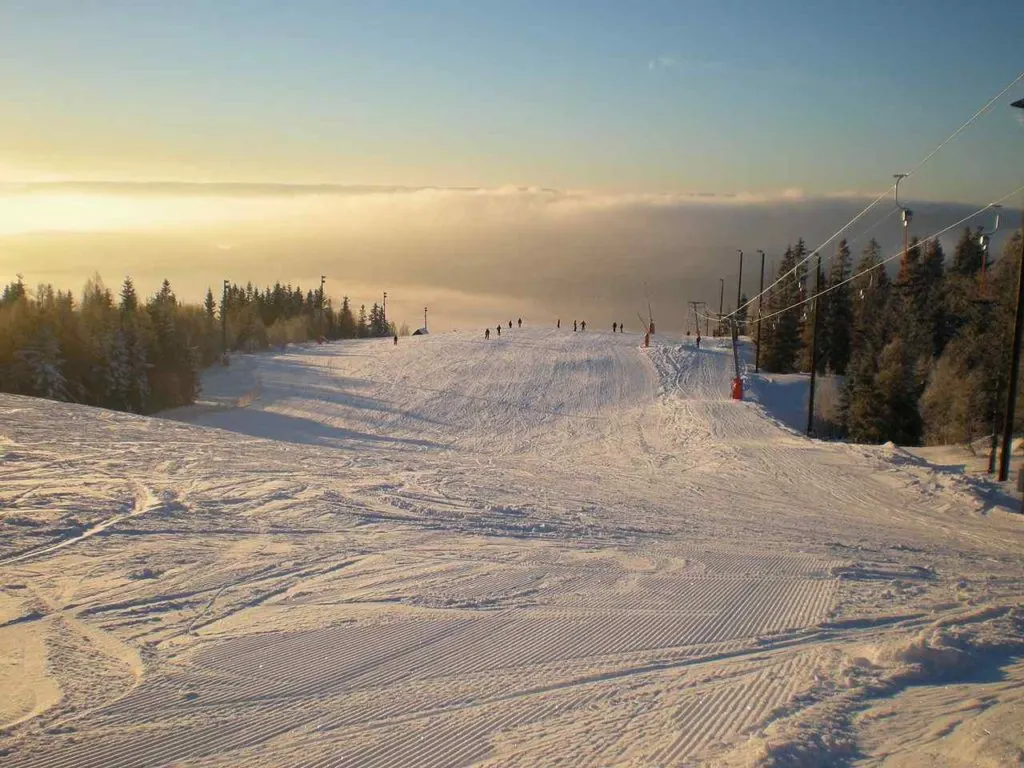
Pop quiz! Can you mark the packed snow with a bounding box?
[1,328,1022,767]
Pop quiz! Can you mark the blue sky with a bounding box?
[1,0,1023,202]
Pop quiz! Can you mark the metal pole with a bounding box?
[424,306,428,332]
[320,275,326,338]
[755,250,765,373]
[736,250,743,330]
[221,279,229,362]
[383,291,387,327]
[998,217,1024,481]
[806,254,822,436]
[718,278,724,336]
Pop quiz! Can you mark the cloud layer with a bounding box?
[0,183,1016,333]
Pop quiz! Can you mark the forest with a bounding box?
[0,276,395,414]
[754,227,1024,446]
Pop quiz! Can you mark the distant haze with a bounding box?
[1,183,1019,333]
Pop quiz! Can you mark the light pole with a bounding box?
[977,206,1002,474]
[718,278,725,336]
[755,249,766,373]
[736,250,744,332]
[806,254,822,436]
[894,173,913,281]
[222,279,229,363]
[319,275,326,339]
[998,97,1024,481]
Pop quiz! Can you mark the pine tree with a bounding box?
[823,239,853,374]
[875,336,923,444]
[338,296,356,338]
[119,277,138,314]
[951,227,984,276]
[843,239,891,438]
[357,304,368,338]
[760,245,804,373]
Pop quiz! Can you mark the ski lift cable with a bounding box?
[844,207,900,250]
[747,183,1024,326]
[691,186,1022,326]
[724,69,1024,323]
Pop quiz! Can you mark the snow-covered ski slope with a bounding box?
[1,328,1022,767]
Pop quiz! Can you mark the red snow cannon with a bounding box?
[731,377,743,400]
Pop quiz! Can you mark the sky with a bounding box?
[1,1,1023,330]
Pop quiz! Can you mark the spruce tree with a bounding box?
[357,304,368,338]
[760,245,804,373]
[843,239,891,438]
[823,238,853,374]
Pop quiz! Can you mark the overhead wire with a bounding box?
[749,184,1024,327]
[724,69,1024,322]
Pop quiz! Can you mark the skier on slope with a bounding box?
[696,334,701,349]
[497,325,501,336]
[557,319,561,329]
[509,320,512,329]
[518,318,522,328]
[573,320,577,332]
[581,320,586,331]
[485,328,490,339]
[393,334,398,345]
[613,322,617,333]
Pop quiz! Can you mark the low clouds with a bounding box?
[0,183,1014,333]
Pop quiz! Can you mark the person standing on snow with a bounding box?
[573,320,577,332]
[581,320,586,331]
[619,323,624,333]
[509,320,512,329]
[497,325,501,337]
[696,334,701,349]
[517,318,522,328]
[393,334,398,345]
[613,322,617,333]
[557,319,561,329]
[485,328,490,339]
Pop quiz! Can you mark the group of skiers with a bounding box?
[484,318,523,339]
[483,318,629,339]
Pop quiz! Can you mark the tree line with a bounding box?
[755,227,1024,446]
[0,275,397,414]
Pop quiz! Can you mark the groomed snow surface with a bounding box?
[1,329,1022,767]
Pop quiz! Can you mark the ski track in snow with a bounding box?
[1,329,1022,767]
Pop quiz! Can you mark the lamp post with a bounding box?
[977,206,1001,474]
[320,275,326,339]
[221,279,229,364]
[997,98,1024,481]
[755,249,765,373]
[736,249,744,332]
[718,277,725,336]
